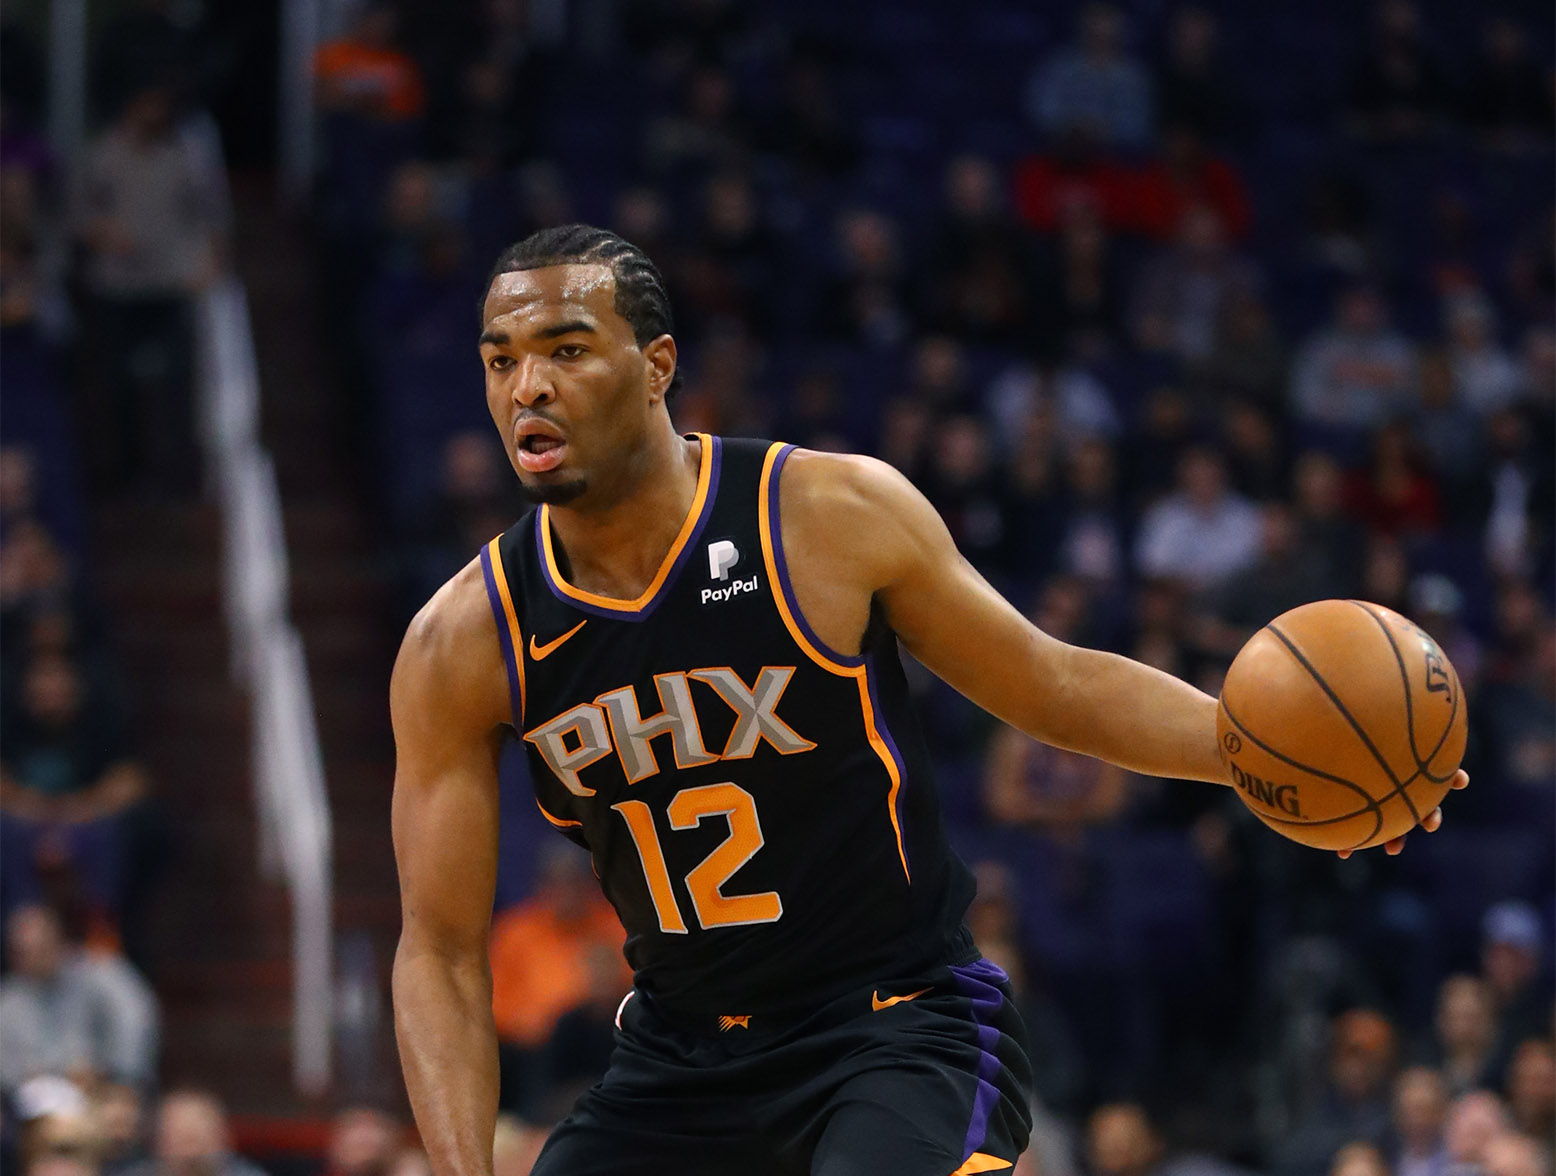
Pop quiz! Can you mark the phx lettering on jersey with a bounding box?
[524,666,817,795]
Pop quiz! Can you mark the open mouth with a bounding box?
[515,425,567,473]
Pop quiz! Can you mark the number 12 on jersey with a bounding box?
[613,782,783,933]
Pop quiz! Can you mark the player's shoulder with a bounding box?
[391,556,508,726]
[778,447,918,523]
[775,447,938,585]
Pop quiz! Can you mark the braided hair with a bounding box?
[482,225,681,395]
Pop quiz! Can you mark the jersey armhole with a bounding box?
[478,536,526,729]
[757,442,866,676]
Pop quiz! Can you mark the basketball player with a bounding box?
[390,225,1465,1176]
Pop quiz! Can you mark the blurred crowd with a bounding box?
[1,0,1552,1173]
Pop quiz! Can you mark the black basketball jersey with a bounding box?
[478,435,977,1025]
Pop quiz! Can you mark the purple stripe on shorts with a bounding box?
[950,957,1009,1163]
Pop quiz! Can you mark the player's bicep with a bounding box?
[854,463,1074,731]
[389,591,508,955]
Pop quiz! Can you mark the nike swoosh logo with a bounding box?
[529,620,587,661]
[871,986,931,1012]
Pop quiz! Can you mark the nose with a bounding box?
[512,355,556,408]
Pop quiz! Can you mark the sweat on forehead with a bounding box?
[483,264,617,321]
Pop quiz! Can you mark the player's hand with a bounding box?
[1337,769,1469,859]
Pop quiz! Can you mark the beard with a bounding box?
[521,475,588,506]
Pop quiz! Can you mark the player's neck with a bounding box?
[545,425,702,600]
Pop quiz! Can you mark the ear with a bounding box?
[642,334,678,405]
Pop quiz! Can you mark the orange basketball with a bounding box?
[1215,599,1467,852]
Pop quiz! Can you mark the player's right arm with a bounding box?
[390,561,511,1176]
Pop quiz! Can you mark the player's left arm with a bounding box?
[781,451,1462,849]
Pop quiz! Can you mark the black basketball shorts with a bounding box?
[528,955,1034,1176]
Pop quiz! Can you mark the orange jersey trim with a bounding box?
[539,433,714,613]
[950,1154,1014,1175]
[757,442,910,882]
[534,797,582,829]
[485,537,526,721]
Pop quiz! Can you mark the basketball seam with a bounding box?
[1218,696,1383,847]
[1263,622,1423,828]
[1349,601,1461,785]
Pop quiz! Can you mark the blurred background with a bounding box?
[0,0,1552,1173]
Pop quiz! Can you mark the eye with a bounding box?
[487,355,514,372]
[554,344,586,359]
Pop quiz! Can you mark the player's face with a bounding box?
[479,264,675,505]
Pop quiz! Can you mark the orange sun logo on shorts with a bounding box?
[717,1015,752,1031]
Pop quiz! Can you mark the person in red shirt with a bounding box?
[1132,122,1251,242]
[1014,128,1136,234]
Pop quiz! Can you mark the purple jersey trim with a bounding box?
[478,541,524,729]
[766,444,866,668]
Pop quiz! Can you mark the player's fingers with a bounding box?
[1422,806,1443,833]
[1450,769,1470,790]
[1337,848,1352,860]
[1384,836,1406,856]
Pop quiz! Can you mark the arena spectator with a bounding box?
[1014,130,1137,236]
[70,83,226,496]
[1478,1131,1548,1176]
[1193,503,1333,659]
[1291,450,1367,594]
[1387,1067,1450,1176]
[755,52,860,180]
[313,3,424,124]
[1219,401,1288,503]
[1135,448,1261,591]
[1055,438,1129,590]
[1024,4,1154,150]
[1343,422,1443,539]
[641,62,749,178]
[490,1117,546,1176]
[1445,292,1521,418]
[1195,289,1288,412]
[118,1091,267,1176]
[1427,974,1502,1096]
[317,1109,400,1176]
[817,208,913,349]
[1154,7,1238,144]
[1479,903,1549,1066]
[917,155,1032,344]
[1409,348,1483,510]
[0,904,158,1094]
[1275,1009,1398,1176]
[1131,206,1258,363]
[93,1083,148,1176]
[918,414,1010,577]
[1462,17,1554,149]
[1502,1038,1555,1142]
[1133,125,1251,243]
[12,1074,101,1176]
[0,652,147,916]
[1085,1103,1163,1176]
[1029,203,1129,359]
[1328,1142,1389,1176]
[488,843,630,1117]
[1442,1090,1511,1173]
[1473,616,1554,824]
[1345,0,1455,141]
[1290,287,1417,449]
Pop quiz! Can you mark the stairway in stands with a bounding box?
[97,175,404,1113]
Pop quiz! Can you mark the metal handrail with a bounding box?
[197,276,334,1097]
